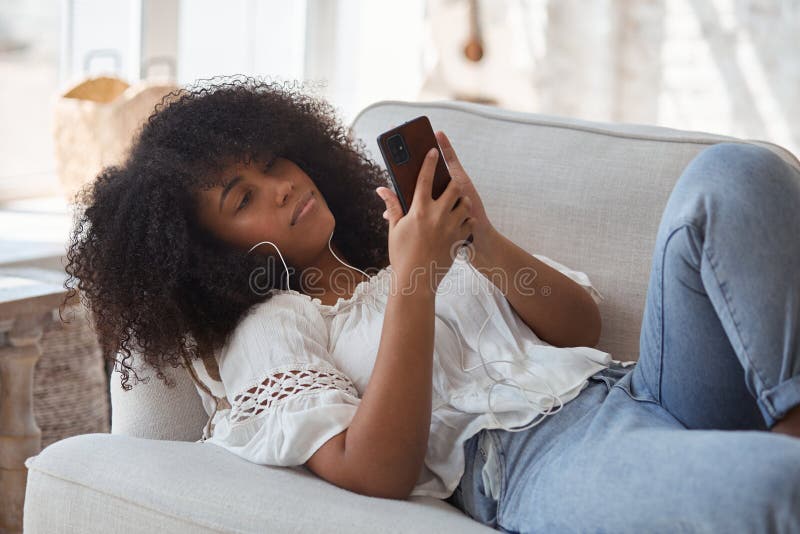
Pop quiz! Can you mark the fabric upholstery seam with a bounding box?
[26,466,231,532]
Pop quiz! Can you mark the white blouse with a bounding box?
[188,248,622,499]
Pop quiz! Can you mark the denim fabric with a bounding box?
[446,143,800,533]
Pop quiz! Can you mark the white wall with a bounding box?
[60,0,141,84]
[301,0,427,126]
[176,0,307,85]
[176,0,426,126]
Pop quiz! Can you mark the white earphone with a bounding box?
[247,227,377,308]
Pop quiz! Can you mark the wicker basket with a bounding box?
[52,76,179,204]
[33,302,110,449]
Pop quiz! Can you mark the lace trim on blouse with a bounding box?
[228,363,360,426]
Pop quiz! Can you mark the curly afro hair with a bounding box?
[63,75,391,391]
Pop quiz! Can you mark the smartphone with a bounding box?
[376,115,456,214]
[377,115,473,243]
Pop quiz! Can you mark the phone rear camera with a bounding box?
[387,134,410,165]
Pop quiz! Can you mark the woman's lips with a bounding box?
[292,193,316,225]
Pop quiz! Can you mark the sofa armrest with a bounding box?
[110,357,208,442]
[24,433,494,533]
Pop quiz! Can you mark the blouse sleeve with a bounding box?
[533,253,605,305]
[206,293,361,467]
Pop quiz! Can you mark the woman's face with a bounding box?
[194,156,336,270]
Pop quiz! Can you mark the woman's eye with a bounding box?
[237,191,251,212]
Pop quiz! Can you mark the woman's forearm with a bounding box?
[344,272,435,499]
[472,228,601,348]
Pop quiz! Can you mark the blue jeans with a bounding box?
[445,143,800,533]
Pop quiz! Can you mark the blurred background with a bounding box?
[0,0,798,448]
[2,0,799,204]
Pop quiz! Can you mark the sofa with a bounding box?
[22,99,800,533]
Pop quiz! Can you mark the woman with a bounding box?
[64,77,800,532]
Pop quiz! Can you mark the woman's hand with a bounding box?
[434,130,497,255]
[376,148,475,294]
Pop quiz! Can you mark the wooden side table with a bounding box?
[0,270,73,534]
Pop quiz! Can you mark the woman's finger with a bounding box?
[435,130,465,172]
[410,148,439,211]
[376,187,403,229]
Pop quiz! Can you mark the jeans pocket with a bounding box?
[611,366,660,405]
[588,363,632,392]
[588,373,614,392]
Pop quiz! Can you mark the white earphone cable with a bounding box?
[246,234,565,434]
[434,252,565,432]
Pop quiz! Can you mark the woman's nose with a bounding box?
[278,181,294,206]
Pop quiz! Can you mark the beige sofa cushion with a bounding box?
[25,433,494,533]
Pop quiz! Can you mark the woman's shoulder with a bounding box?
[218,292,333,386]
[237,291,325,330]
[225,293,329,355]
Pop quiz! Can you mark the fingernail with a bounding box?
[376,187,385,199]
[428,148,438,158]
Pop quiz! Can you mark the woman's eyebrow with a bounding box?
[219,175,244,213]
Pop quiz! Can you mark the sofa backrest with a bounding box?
[352,100,798,362]
[111,99,799,442]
